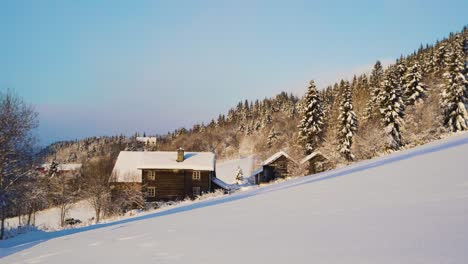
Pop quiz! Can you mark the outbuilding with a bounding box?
[252,151,296,184]
[300,152,328,175]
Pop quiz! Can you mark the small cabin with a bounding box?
[252,151,296,184]
[300,152,328,175]
[111,148,229,202]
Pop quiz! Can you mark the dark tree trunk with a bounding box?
[27,207,34,226]
[96,207,100,223]
[1,203,5,240]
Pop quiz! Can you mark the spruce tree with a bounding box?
[337,81,358,160]
[441,34,468,132]
[235,166,244,185]
[364,61,384,120]
[396,60,407,88]
[379,67,406,150]
[298,80,325,154]
[404,62,427,106]
[427,49,437,74]
[434,41,447,72]
[266,128,278,148]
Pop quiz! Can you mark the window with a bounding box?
[147,187,156,197]
[147,170,156,181]
[192,187,201,197]
[192,171,201,180]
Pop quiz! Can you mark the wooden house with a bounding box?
[252,151,296,184]
[111,148,228,202]
[36,163,82,176]
[136,136,157,146]
[300,152,328,175]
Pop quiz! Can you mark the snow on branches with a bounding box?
[337,81,358,160]
[298,80,325,154]
[379,68,406,150]
[404,63,428,106]
[441,34,468,132]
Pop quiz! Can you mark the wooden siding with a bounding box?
[305,155,328,175]
[142,169,213,201]
[257,155,295,184]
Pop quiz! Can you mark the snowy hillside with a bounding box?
[4,201,95,232]
[1,133,468,263]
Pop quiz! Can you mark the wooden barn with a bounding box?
[111,148,228,202]
[252,151,296,184]
[300,152,328,175]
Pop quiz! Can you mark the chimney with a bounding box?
[177,147,184,162]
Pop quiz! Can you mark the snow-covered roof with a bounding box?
[40,163,82,172]
[300,151,326,164]
[211,177,231,190]
[250,167,263,176]
[262,151,295,166]
[216,156,254,184]
[111,151,215,183]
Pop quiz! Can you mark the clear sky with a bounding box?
[1,0,467,145]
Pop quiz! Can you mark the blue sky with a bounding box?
[1,0,467,145]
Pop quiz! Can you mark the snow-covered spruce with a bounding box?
[434,41,449,72]
[379,67,406,150]
[298,80,325,154]
[337,80,358,161]
[235,166,244,185]
[364,61,384,120]
[404,62,428,106]
[396,60,407,87]
[266,128,278,148]
[441,34,468,132]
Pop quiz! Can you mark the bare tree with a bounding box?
[109,183,144,215]
[81,156,115,223]
[47,168,81,227]
[0,90,38,240]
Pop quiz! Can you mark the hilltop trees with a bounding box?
[298,80,325,154]
[441,34,468,132]
[337,81,358,160]
[0,90,38,240]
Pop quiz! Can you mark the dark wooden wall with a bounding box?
[257,155,294,184]
[142,169,212,201]
[306,155,328,175]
